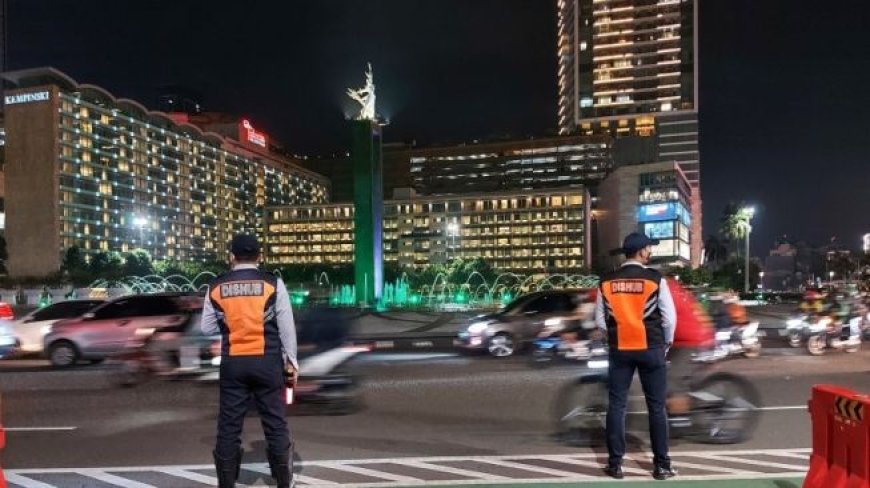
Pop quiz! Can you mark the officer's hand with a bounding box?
[284,364,299,387]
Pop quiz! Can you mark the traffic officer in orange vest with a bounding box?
[595,232,677,481]
[201,234,298,488]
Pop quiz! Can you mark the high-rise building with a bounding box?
[1,67,329,277]
[265,187,592,273]
[557,0,701,264]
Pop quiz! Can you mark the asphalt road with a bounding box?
[1,348,868,471]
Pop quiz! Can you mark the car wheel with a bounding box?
[787,331,802,348]
[487,333,515,358]
[49,341,80,368]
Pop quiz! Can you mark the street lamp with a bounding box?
[741,206,756,293]
[829,270,835,283]
[758,271,764,290]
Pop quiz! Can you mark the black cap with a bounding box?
[621,232,659,256]
[230,234,260,257]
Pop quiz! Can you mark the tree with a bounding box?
[62,246,87,273]
[702,235,728,266]
[123,249,154,277]
[720,203,753,258]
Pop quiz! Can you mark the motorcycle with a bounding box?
[785,315,810,348]
[528,318,607,368]
[806,316,861,356]
[287,344,369,414]
[713,321,762,359]
[553,355,761,446]
[111,327,221,387]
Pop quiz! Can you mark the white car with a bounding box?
[0,322,17,358]
[10,299,104,354]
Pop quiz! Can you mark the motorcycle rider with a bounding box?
[663,277,715,415]
[799,290,826,316]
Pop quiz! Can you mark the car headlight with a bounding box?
[41,325,53,335]
[467,321,490,334]
[544,318,563,327]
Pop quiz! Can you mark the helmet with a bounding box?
[804,290,822,301]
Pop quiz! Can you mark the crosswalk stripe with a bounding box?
[557,457,648,476]
[397,461,510,481]
[4,473,57,488]
[330,465,421,482]
[155,467,218,485]
[475,459,594,479]
[79,470,157,488]
[243,463,340,486]
[690,453,809,471]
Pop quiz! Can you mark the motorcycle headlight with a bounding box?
[818,317,832,327]
[715,331,732,341]
[544,318,563,327]
[467,321,490,334]
[786,319,803,328]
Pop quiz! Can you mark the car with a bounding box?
[0,302,14,320]
[43,293,198,368]
[456,289,595,357]
[0,321,17,358]
[9,299,104,355]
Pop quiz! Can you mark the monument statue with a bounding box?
[347,63,377,121]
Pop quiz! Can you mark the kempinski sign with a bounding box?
[4,91,50,105]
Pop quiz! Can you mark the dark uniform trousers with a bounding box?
[216,354,290,459]
[606,346,670,467]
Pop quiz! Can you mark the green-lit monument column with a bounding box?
[348,63,383,306]
[351,120,384,306]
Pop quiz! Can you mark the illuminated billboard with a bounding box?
[638,202,691,225]
[240,119,267,148]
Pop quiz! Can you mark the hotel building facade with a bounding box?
[557,0,701,264]
[265,188,592,273]
[2,68,329,277]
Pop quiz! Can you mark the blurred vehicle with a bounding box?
[713,322,762,359]
[528,318,606,368]
[554,355,761,446]
[457,289,595,358]
[44,293,196,368]
[786,315,811,348]
[0,302,14,321]
[0,322,17,358]
[290,307,366,414]
[805,316,861,356]
[8,299,104,355]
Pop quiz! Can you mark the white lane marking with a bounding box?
[243,463,339,486]
[475,459,594,479]
[80,470,157,488]
[398,461,510,481]
[3,473,57,488]
[288,472,810,488]
[154,467,218,485]
[769,451,812,460]
[328,464,421,482]
[691,453,809,471]
[4,426,78,432]
[656,459,759,475]
[757,405,806,411]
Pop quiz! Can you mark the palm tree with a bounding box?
[703,235,728,265]
[720,203,754,258]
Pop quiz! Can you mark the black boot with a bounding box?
[267,450,293,488]
[213,449,242,488]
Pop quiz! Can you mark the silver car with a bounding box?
[43,293,193,368]
[456,289,594,357]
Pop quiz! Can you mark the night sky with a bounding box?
[8,0,870,255]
